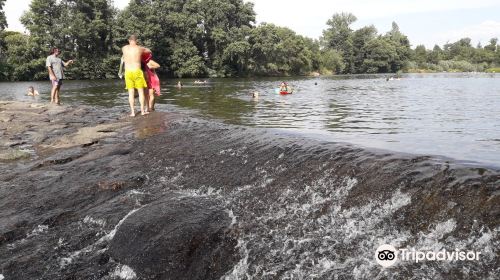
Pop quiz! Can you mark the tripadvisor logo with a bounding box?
[375,244,398,267]
[375,244,482,268]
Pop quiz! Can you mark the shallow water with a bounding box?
[1,73,499,166]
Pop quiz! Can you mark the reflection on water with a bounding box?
[1,73,499,166]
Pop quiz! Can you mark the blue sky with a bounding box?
[4,0,500,48]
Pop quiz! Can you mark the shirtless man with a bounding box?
[122,35,151,116]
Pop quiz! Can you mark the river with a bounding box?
[2,73,499,167]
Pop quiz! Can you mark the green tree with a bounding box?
[60,0,118,78]
[200,0,255,76]
[321,12,357,73]
[0,0,9,80]
[414,45,427,66]
[20,0,61,49]
[170,39,206,77]
[4,32,47,80]
[320,49,344,74]
[472,44,495,65]
[0,0,6,31]
[484,38,497,52]
[483,38,498,66]
[0,0,7,32]
[19,0,118,79]
[383,22,411,72]
[246,23,318,76]
[362,37,397,73]
[221,26,253,76]
[428,45,443,64]
[444,38,475,61]
[114,0,256,77]
[351,25,377,73]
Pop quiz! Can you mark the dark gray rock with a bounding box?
[108,195,238,280]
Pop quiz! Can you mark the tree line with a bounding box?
[0,0,499,81]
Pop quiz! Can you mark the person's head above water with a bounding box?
[28,86,34,92]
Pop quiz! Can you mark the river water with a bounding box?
[1,73,499,167]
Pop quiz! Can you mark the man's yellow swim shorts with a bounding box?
[125,68,147,89]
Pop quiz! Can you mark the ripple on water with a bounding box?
[1,74,499,165]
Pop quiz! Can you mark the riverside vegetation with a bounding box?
[0,0,499,81]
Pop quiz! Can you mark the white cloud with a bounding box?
[249,0,500,22]
[431,21,500,47]
[327,0,499,19]
[448,20,500,41]
[4,0,29,31]
[248,0,500,40]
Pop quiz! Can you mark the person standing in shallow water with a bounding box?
[142,52,161,112]
[46,47,73,105]
[121,34,151,117]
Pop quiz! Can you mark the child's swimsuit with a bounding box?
[141,53,161,96]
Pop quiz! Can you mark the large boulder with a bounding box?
[108,194,238,280]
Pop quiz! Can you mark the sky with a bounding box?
[4,0,500,48]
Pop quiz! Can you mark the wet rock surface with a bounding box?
[0,101,499,279]
[108,195,238,280]
[0,102,237,280]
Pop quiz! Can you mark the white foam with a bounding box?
[111,265,137,280]
[222,239,251,280]
[173,159,497,279]
[219,148,233,155]
[26,225,49,238]
[223,174,426,279]
[226,209,237,228]
[170,171,183,182]
[219,148,248,158]
[428,219,457,239]
[178,186,223,198]
[0,274,4,280]
[8,224,50,249]
[126,190,149,206]
[127,190,148,196]
[99,207,143,243]
[83,216,107,228]
[59,207,143,268]
[59,257,73,267]
[318,258,332,269]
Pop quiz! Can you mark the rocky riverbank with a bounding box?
[0,101,498,279]
[0,102,237,280]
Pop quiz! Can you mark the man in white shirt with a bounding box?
[46,47,73,105]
